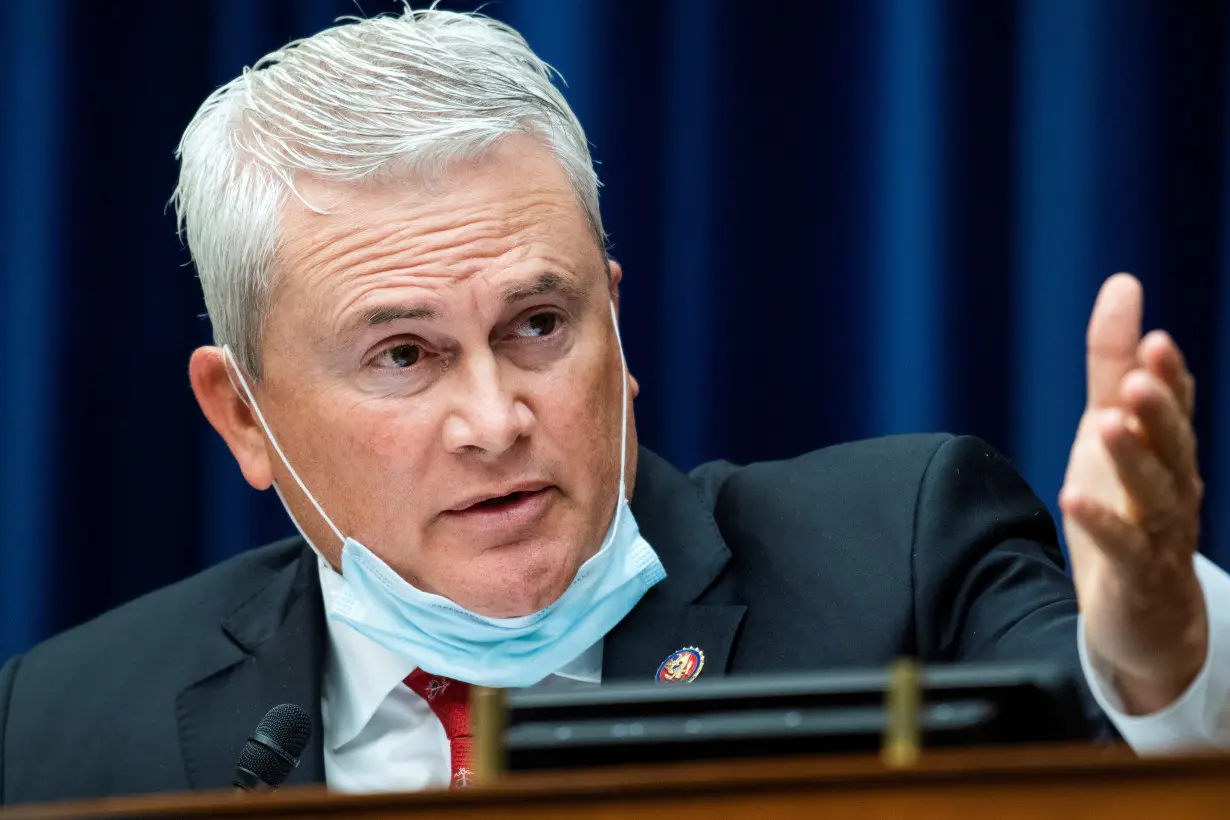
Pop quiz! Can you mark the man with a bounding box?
[1,7,1228,804]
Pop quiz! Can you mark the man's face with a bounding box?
[240,136,635,617]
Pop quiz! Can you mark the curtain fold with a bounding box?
[1,1,64,656]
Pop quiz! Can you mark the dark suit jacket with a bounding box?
[0,435,1110,804]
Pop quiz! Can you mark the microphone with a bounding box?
[232,703,313,792]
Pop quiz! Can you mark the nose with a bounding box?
[441,352,534,458]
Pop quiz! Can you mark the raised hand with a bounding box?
[1059,273,1207,714]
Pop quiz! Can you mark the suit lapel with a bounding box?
[176,546,326,790]
[605,449,746,682]
[603,599,745,682]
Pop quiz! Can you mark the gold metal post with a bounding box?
[882,657,921,768]
[470,685,508,784]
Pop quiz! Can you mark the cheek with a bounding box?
[539,340,625,477]
[291,396,432,509]
[343,410,440,508]
[345,408,414,459]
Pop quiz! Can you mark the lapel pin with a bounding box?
[656,646,705,684]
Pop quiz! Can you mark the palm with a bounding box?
[1063,413,1150,672]
[1058,273,1206,712]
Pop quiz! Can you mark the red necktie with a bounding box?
[404,669,473,789]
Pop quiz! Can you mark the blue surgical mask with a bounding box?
[224,300,665,688]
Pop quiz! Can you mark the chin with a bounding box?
[464,538,583,618]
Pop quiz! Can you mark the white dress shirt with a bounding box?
[318,559,601,794]
[320,553,1230,793]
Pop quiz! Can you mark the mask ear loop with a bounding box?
[222,346,346,547]
[608,299,629,498]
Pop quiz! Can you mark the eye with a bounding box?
[377,343,421,369]
[516,312,559,338]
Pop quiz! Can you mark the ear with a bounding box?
[188,346,275,490]
[607,259,640,398]
[608,258,623,305]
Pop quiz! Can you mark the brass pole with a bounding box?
[470,685,508,784]
[882,657,921,768]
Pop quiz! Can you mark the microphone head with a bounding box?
[235,703,313,789]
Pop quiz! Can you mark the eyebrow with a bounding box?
[361,305,439,327]
[349,272,587,334]
[503,272,587,304]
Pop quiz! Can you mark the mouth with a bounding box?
[442,483,556,537]
[448,482,554,514]
[466,488,542,511]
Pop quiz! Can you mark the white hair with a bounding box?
[171,4,604,379]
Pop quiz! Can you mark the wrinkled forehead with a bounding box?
[267,137,607,322]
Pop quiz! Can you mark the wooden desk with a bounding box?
[6,744,1230,819]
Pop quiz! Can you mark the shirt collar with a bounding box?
[320,559,413,751]
[318,557,604,751]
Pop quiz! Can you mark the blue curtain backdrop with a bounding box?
[2,0,1228,660]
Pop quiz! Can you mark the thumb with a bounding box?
[1086,273,1143,409]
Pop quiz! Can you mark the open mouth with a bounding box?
[457,486,550,513]
[472,490,532,509]
[445,485,553,533]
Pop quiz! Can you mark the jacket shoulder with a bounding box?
[6,537,309,731]
[21,537,308,671]
[1,537,311,804]
[693,434,986,668]
[693,433,957,511]
[696,433,1036,559]
[0,654,18,802]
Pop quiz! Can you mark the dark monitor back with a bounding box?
[505,661,1090,771]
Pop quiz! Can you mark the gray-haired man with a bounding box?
[3,7,1228,804]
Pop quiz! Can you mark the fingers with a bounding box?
[1087,274,1143,409]
[1120,369,1198,482]
[1140,330,1196,419]
[1099,408,1181,531]
[1075,274,1202,548]
[1059,488,1151,567]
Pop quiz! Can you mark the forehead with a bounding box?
[272,135,602,317]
